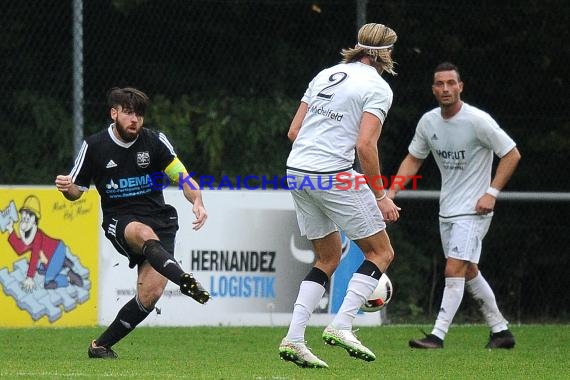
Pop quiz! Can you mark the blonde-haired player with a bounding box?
[279,23,400,368]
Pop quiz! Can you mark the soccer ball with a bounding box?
[360,273,393,312]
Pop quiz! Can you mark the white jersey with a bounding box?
[287,62,393,173]
[408,103,516,220]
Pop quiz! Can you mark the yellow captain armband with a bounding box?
[164,157,188,182]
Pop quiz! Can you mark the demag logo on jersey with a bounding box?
[104,175,153,199]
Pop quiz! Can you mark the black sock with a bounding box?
[142,239,185,285]
[303,267,329,288]
[356,260,383,280]
[96,296,151,347]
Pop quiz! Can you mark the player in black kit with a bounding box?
[55,87,209,359]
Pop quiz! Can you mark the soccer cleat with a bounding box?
[485,329,515,349]
[322,326,376,361]
[180,273,210,304]
[278,338,328,368]
[87,340,118,359]
[409,332,444,349]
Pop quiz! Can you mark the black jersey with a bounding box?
[70,125,177,218]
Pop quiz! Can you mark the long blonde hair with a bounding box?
[341,23,398,75]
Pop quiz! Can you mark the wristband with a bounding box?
[486,186,500,198]
[375,192,387,201]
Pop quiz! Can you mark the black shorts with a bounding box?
[102,205,179,268]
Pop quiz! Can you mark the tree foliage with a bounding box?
[0,0,568,322]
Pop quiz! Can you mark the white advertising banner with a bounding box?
[98,190,383,326]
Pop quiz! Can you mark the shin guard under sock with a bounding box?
[142,239,185,285]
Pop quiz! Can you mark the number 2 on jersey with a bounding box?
[316,72,348,100]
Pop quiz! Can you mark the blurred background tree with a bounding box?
[0,0,568,322]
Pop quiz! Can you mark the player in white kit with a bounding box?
[279,23,401,368]
[389,62,521,349]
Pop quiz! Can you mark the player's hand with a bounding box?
[378,197,401,223]
[21,277,36,293]
[475,194,496,215]
[192,203,207,230]
[55,175,74,192]
[5,220,14,234]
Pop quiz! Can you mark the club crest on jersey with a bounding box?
[137,151,150,168]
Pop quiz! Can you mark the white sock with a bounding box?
[432,277,465,340]
[286,280,326,342]
[331,273,378,330]
[465,272,508,333]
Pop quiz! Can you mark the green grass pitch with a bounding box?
[0,325,568,379]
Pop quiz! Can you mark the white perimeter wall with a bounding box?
[98,190,384,326]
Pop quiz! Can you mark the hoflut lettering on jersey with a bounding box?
[137,151,150,168]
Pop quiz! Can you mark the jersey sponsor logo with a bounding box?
[136,151,150,168]
[435,149,466,160]
[308,104,344,122]
[105,159,118,168]
[106,179,119,189]
[435,149,467,170]
[105,175,152,199]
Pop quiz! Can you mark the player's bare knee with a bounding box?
[374,246,394,264]
[465,263,479,280]
[362,247,393,272]
[126,221,158,243]
[137,225,158,242]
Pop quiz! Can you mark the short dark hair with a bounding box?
[434,62,461,81]
[107,87,149,116]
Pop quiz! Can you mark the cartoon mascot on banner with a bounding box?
[2,195,85,292]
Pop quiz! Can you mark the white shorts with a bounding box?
[439,216,492,263]
[287,170,386,241]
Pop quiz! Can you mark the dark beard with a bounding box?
[114,121,138,142]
